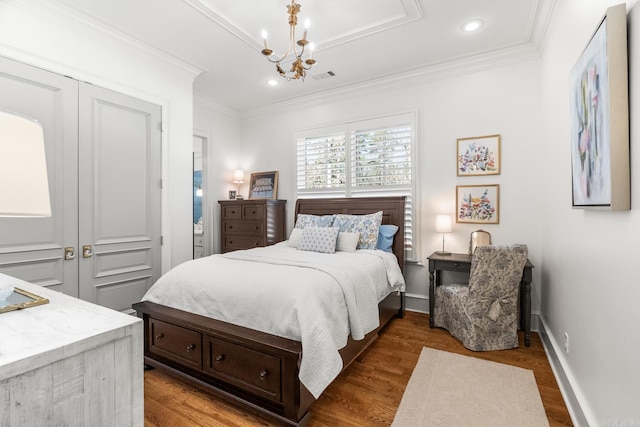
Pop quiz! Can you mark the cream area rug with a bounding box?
[392,347,549,427]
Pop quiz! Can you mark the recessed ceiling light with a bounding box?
[461,19,484,33]
[265,79,279,87]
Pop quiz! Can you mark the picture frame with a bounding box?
[248,171,279,200]
[457,134,501,176]
[228,190,237,200]
[568,3,629,210]
[0,287,49,314]
[456,184,500,224]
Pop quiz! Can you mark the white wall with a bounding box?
[0,0,199,272]
[235,61,545,315]
[539,0,640,425]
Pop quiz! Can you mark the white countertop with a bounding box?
[0,273,141,381]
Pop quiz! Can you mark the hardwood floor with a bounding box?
[144,311,573,426]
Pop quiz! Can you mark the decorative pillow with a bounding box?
[376,224,399,252]
[294,214,335,229]
[298,226,340,254]
[287,228,304,248]
[336,232,360,253]
[333,211,383,250]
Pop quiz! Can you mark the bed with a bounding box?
[132,196,406,426]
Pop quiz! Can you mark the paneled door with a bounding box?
[0,56,161,312]
[0,56,79,296]
[78,83,161,312]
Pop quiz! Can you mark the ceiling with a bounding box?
[54,0,555,113]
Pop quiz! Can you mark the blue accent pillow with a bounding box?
[376,224,399,252]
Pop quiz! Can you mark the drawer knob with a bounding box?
[154,333,164,340]
[260,369,269,380]
[215,354,225,362]
[186,344,196,352]
[229,225,233,229]
[254,226,259,230]
[231,210,236,214]
[252,210,256,214]
[453,262,459,267]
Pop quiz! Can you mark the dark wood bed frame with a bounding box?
[133,196,406,426]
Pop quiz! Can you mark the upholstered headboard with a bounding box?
[294,197,406,272]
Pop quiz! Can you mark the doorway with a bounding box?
[193,135,206,259]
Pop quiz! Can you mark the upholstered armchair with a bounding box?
[433,244,529,351]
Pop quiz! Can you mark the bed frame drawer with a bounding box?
[204,336,282,402]
[149,318,202,369]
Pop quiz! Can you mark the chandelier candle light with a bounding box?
[261,0,316,81]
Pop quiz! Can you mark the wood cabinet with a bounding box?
[218,200,286,253]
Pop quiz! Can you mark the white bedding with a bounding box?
[141,242,405,398]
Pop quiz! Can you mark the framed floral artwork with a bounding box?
[456,184,499,224]
[456,134,501,176]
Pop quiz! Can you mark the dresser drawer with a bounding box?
[224,221,264,235]
[205,336,281,402]
[223,236,264,250]
[149,318,202,369]
[242,205,264,219]
[222,206,242,219]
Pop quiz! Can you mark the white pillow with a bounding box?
[336,232,360,252]
[287,228,304,248]
[298,226,339,254]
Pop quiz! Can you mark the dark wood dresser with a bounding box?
[218,199,286,253]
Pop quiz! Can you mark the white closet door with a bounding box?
[0,56,79,296]
[78,83,161,312]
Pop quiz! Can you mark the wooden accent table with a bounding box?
[427,252,535,347]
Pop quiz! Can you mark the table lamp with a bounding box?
[0,110,52,299]
[233,169,245,199]
[435,214,452,255]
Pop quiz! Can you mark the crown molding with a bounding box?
[194,93,241,120]
[239,41,543,119]
[0,0,204,83]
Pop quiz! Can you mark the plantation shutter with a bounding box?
[295,112,417,260]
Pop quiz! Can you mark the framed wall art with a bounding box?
[456,184,499,224]
[248,171,279,199]
[569,3,629,210]
[457,134,501,176]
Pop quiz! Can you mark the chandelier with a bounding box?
[260,0,316,81]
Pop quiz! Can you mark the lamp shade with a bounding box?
[435,214,452,233]
[0,111,51,217]
[232,169,245,184]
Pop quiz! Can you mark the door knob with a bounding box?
[82,245,93,258]
[64,247,76,260]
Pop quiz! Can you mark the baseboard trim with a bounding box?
[538,316,594,427]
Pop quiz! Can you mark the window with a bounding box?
[295,112,417,260]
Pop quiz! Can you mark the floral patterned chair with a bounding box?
[433,244,529,351]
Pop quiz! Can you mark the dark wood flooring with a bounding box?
[144,311,573,426]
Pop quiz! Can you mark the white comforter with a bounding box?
[141,242,405,398]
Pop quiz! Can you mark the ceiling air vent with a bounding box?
[312,71,336,80]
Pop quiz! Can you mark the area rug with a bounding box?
[392,347,549,427]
